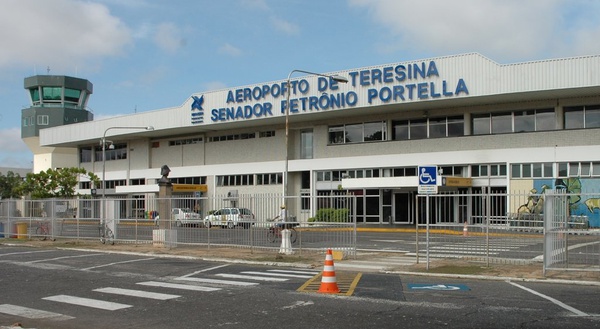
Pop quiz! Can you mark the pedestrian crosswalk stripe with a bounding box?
[137,281,223,291]
[174,277,259,286]
[42,295,132,311]
[240,271,315,279]
[93,287,180,300]
[0,304,74,321]
[215,273,289,282]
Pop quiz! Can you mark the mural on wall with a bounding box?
[522,177,599,228]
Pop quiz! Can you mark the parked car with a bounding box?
[172,208,202,227]
[204,208,255,229]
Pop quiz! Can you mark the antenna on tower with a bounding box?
[46,66,51,75]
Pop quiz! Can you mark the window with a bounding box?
[259,131,275,138]
[208,132,256,142]
[565,105,600,129]
[64,88,81,104]
[95,143,127,162]
[328,122,386,144]
[256,173,282,185]
[511,163,552,178]
[473,108,555,134]
[491,112,512,134]
[514,110,535,132]
[79,147,92,163]
[300,130,313,159]
[169,137,203,146]
[130,178,145,185]
[29,88,40,103]
[216,175,254,186]
[42,87,61,102]
[409,119,427,140]
[472,114,491,135]
[392,120,409,140]
[37,115,49,126]
[170,176,205,184]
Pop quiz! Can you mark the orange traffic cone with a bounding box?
[318,249,340,294]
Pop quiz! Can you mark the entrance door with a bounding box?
[394,192,414,224]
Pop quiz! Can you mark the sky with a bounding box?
[1,0,600,169]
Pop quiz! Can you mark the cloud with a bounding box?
[219,43,243,57]
[0,0,132,70]
[0,128,32,168]
[348,0,600,62]
[202,81,228,92]
[154,22,187,54]
[240,0,270,11]
[270,16,300,35]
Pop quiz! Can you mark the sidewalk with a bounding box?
[3,239,599,285]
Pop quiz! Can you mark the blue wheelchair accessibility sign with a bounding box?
[418,166,438,185]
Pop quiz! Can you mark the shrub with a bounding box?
[314,208,350,222]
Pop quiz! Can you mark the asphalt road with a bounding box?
[1,245,599,329]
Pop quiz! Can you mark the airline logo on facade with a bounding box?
[190,95,204,125]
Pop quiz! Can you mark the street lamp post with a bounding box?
[101,126,154,225]
[284,70,348,210]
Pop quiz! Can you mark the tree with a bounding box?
[0,171,25,199]
[18,167,100,199]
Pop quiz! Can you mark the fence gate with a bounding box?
[543,190,569,274]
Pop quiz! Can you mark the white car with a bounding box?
[204,208,255,229]
[172,208,202,227]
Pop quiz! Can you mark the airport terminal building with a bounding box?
[29,53,600,227]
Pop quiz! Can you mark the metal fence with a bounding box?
[416,191,600,272]
[0,195,357,256]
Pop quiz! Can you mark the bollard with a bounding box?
[279,229,293,255]
[463,221,468,237]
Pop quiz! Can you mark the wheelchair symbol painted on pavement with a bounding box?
[408,284,470,291]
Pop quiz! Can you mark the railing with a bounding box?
[0,195,357,256]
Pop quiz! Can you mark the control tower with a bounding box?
[21,75,94,172]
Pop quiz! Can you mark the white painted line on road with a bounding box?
[215,273,289,282]
[137,281,223,291]
[268,269,321,275]
[81,257,155,271]
[0,304,74,321]
[178,264,230,278]
[93,287,180,300]
[26,253,103,264]
[0,250,55,257]
[241,271,315,278]
[506,281,589,317]
[174,276,259,286]
[42,295,132,311]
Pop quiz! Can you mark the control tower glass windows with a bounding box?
[42,87,62,102]
[64,88,81,104]
[29,88,40,104]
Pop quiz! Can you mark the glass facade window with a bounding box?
[491,112,512,134]
[392,120,409,140]
[536,109,556,131]
[472,114,490,135]
[585,105,600,128]
[300,130,313,159]
[328,122,385,144]
[514,110,535,132]
[564,106,584,129]
[410,119,427,140]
